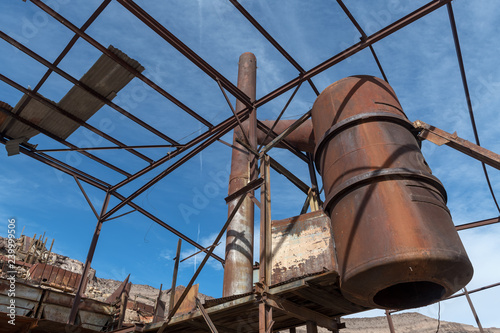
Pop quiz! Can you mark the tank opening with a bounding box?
[373,281,446,309]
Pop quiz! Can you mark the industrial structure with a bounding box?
[1,0,500,332]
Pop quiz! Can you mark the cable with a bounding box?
[447,2,500,214]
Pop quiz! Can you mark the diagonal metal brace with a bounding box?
[195,297,219,333]
[414,120,500,170]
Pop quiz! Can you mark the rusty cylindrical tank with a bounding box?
[312,76,473,309]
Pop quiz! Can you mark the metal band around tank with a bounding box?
[323,168,447,214]
[313,111,415,173]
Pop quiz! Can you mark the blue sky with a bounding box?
[1,0,500,328]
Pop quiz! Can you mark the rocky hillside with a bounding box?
[293,312,499,333]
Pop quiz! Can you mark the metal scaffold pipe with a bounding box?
[223,52,257,296]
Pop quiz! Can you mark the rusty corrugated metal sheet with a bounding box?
[28,263,81,292]
[0,45,144,140]
[271,210,337,285]
[0,102,12,128]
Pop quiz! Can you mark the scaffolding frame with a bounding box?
[1,0,500,332]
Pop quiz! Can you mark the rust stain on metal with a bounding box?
[271,210,337,285]
[29,263,81,292]
[173,284,199,316]
[0,278,113,331]
[311,75,473,309]
[223,52,257,297]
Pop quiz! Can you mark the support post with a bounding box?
[306,321,318,333]
[68,192,111,325]
[259,155,272,286]
[157,194,248,333]
[223,52,257,297]
[169,239,182,316]
[385,310,396,333]
[463,287,484,333]
[259,155,272,333]
[117,287,129,328]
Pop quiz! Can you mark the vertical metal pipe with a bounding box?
[223,52,257,297]
[463,287,484,333]
[385,310,396,333]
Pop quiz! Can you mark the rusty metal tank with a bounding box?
[311,75,473,309]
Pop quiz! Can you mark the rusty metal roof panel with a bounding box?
[0,45,144,141]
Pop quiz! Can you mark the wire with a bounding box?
[447,2,500,214]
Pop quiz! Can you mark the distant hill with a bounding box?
[293,312,499,333]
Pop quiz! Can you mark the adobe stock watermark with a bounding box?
[6,218,17,326]
[178,163,231,224]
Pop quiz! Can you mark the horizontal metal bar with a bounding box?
[116,0,252,109]
[260,110,311,156]
[30,0,213,129]
[110,106,251,192]
[414,120,500,170]
[103,111,251,220]
[111,191,225,264]
[257,121,309,163]
[225,177,264,204]
[35,144,182,153]
[180,243,220,263]
[229,0,320,95]
[1,0,112,136]
[0,100,131,177]
[456,217,500,231]
[255,0,452,108]
[104,209,137,222]
[269,157,309,195]
[164,193,248,325]
[0,31,157,163]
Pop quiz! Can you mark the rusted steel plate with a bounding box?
[29,263,81,292]
[44,290,114,315]
[127,300,154,314]
[311,76,473,309]
[0,278,42,316]
[173,284,199,316]
[0,255,32,268]
[0,279,43,301]
[0,312,38,333]
[271,210,337,285]
[79,310,112,331]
